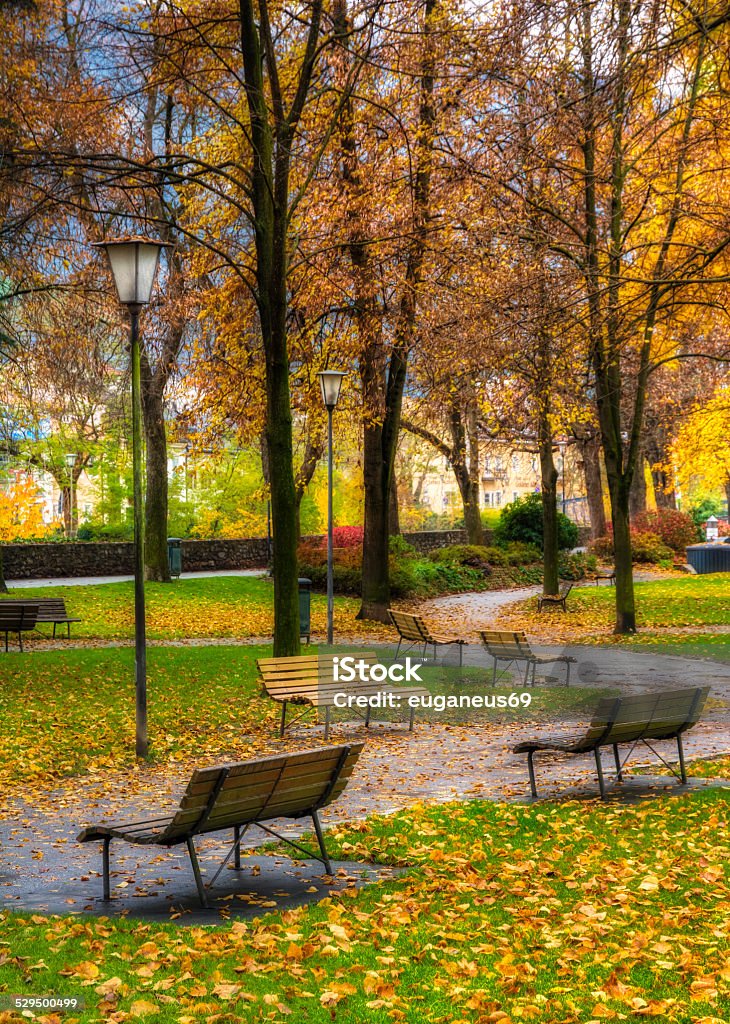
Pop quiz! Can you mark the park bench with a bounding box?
[480,629,576,686]
[594,568,616,585]
[258,652,430,739]
[0,598,81,638]
[78,743,363,908]
[0,603,39,652]
[537,580,573,613]
[388,609,466,665]
[513,686,710,799]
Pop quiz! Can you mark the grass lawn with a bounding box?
[3,576,391,642]
[631,752,730,779]
[1,790,728,1022]
[502,573,730,637]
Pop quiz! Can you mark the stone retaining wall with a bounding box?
[1,524,590,580]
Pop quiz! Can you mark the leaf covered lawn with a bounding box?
[498,575,730,642]
[1,791,729,1023]
[4,576,392,643]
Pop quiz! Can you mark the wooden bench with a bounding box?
[480,629,576,686]
[513,686,710,799]
[78,743,363,908]
[537,580,573,613]
[388,609,466,666]
[594,568,616,585]
[0,598,81,638]
[258,652,430,739]
[0,603,39,651]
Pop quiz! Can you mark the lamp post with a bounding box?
[558,443,566,516]
[318,370,347,646]
[64,452,77,539]
[94,237,169,758]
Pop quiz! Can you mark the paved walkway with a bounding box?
[6,569,267,588]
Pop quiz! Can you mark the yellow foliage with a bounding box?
[0,474,57,540]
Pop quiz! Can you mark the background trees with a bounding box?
[1,0,729,637]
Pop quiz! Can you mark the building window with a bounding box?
[483,492,491,506]
[512,455,519,471]
[495,491,502,506]
[484,456,491,472]
[513,491,518,501]
[495,457,503,472]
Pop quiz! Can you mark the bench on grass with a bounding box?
[537,580,573,613]
[513,686,709,799]
[388,609,466,666]
[78,743,363,908]
[0,603,39,651]
[480,629,576,686]
[258,652,430,739]
[594,568,616,585]
[0,598,81,638]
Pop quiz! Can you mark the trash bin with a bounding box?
[167,538,182,579]
[298,577,312,644]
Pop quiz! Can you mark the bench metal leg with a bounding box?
[234,826,241,870]
[18,631,23,653]
[187,837,209,909]
[311,810,333,874]
[565,661,571,687]
[594,749,607,799]
[324,705,331,741]
[526,751,538,798]
[677,734,687,784]
[279,701,287,737]
[365,701,371,728]
[102,837,111,900]
[458,643,463,667]
[409,702,415,731]
[492,657,498,686]
[613,744,623,781]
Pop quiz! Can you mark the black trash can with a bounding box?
[298,577,312,644]
[167,538,182,579]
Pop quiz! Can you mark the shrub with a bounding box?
[630,531,674,564]
[332,525,364,548]
[429,544,492,571]
[494,492,579,551]
[689,496,722,530]
[558,551,597,580]
[389,535,417,557]
[589,534,615,560]
[632,508,699,551]
[589,530,673,564]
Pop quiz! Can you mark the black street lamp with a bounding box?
[94,237,169,758]
[318,370,347,646]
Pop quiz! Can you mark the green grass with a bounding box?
[631,751,730,779]
[507,573,730,635]
[4,575,384,641]
[1,791,728,1022]
[0,646,277,788]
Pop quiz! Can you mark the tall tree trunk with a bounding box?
[629,453,647,519]
[0,549,7,592]
[141,383,170,581]
[725,475,730,515]
[580,433,607,538]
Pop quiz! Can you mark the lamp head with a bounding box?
[318,370,347,410]
[94,236,171,306]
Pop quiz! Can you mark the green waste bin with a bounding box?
[167,538,182,579]
[298,578,312,644]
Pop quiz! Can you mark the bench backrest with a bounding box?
[0,598,69,621]
[559,581,573,597]
[158,743,363,843]
[0,603,39,630]
[388,610,431,643]
[480,630,532,660]
[575,686,709,751]
[258,652,378,698]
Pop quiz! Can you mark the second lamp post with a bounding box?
[318,370,346,646]
[95,237,169,758]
